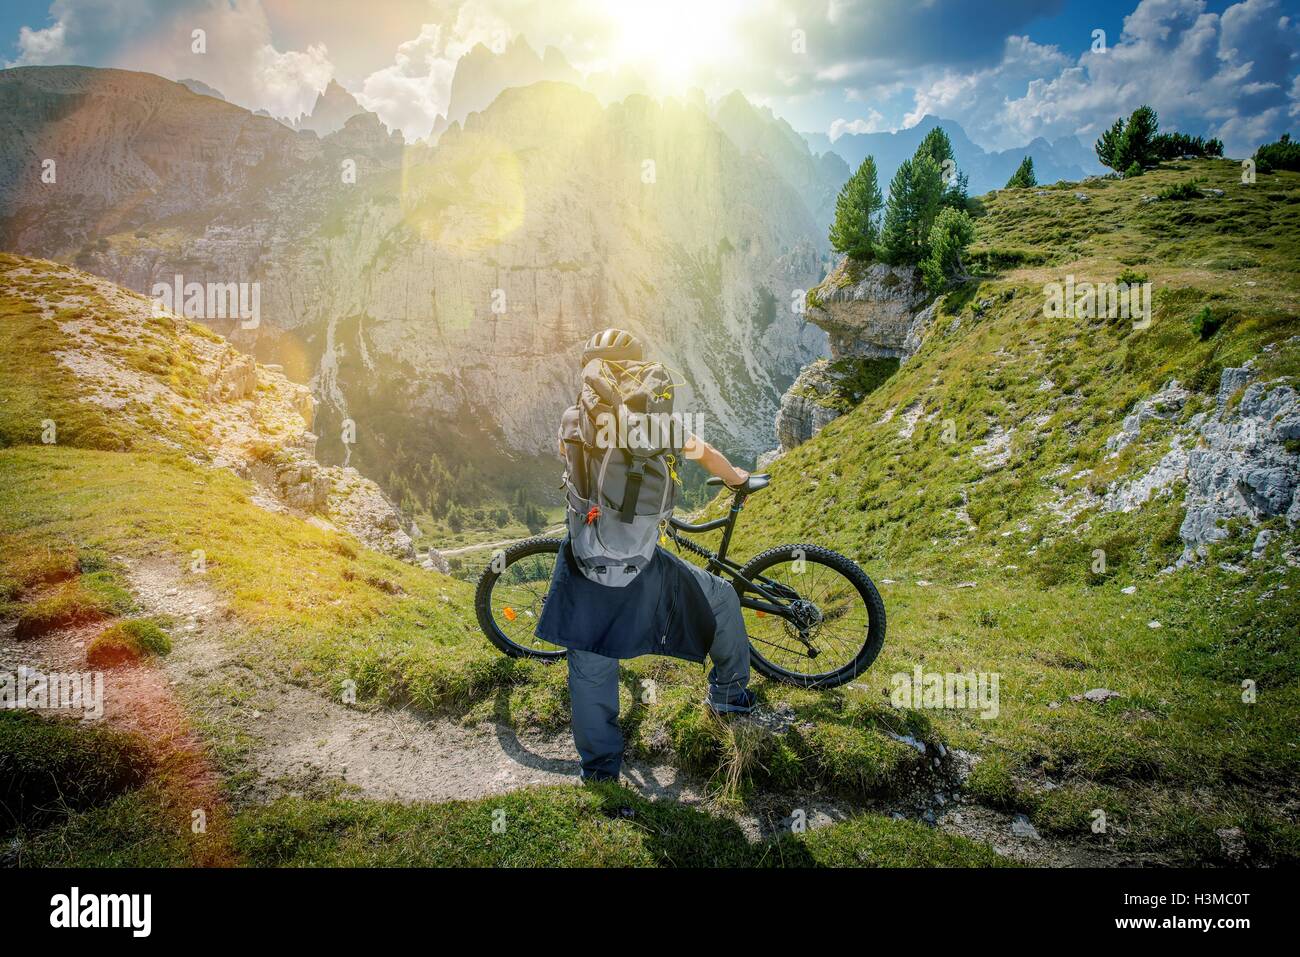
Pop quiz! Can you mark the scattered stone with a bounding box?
[1148,620,1162,629]
[1253,529,1277,560]
[1071,688,1121,704]
[1121,585,1137,594]
[1011,814,1041,839]
[886,731,927,754]
[955,581,977,589]
[1216,826,1247,862]
[1105,380,1190,454]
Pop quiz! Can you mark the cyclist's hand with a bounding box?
[725,468,749,489]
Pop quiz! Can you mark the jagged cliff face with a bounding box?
[0,66,831,504]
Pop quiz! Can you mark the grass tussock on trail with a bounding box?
[2,158,1299,866]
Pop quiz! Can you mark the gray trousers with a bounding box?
[567,561,750,779]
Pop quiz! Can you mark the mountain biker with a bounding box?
[534,328,757,783]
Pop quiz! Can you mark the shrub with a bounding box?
[1152,131,1224,160]
[1124,161,1143,179]
[1190,305,1223,341]
[1156,178,1204,201]
[1255,133,1300,173]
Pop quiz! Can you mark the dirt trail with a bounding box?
[122,558,711,810]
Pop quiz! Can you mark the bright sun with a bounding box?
[597,0,747,85]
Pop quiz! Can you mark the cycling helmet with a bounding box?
[581,328,643,365]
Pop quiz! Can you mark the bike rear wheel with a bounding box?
[738,543,885,689]
[474,537,567,660]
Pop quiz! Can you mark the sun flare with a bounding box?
[595,0,747,85]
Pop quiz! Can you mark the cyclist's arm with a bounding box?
[683,432,748,488]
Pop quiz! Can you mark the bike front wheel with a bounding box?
[738,543,885,689]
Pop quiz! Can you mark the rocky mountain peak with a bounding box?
[297,79,368,137]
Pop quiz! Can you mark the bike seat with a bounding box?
[706,473,771,495]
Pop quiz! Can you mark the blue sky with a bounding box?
[2,1,1296,153]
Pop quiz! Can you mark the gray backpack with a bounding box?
[560,358,682,587]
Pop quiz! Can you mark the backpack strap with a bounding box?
[619,451,645,524]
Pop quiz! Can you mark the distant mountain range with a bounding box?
[802,116,1104,196]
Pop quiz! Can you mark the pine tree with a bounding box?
[1117,105,1158,170]
[920,207,975,293]
[880,154,944,266]
[917,126,967,209]
[1095,106,1160,172]
[828,156,883,262]
[1095,117,1126,169]
[1005,155,1036,189]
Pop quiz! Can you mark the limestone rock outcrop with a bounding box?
[1102,363,1300,563]
[807,259,931,360]
[766,257,937,459]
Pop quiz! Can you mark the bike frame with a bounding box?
[668,489,802,623]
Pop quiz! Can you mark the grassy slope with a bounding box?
[2,159,1297,865]
[714,159,1300,860]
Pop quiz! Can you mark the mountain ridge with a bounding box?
[802,114,1104,194]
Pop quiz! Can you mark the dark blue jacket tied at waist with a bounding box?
[534,539,717,662]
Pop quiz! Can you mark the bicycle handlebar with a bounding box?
[704,472,771,495]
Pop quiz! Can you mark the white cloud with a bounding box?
[904,0,1300,155]
[356,24,457,140]
[5,20,68,67]
[355,2,510,139]
[255,43,334,120]
[829,110,888,139]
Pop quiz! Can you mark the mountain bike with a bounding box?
[474,473,886,688]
